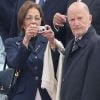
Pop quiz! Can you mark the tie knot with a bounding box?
[74,39,79,45]
[72,39,80,52]
[75,38,80,42]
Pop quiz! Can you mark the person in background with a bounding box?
[53,0,100,47]
[5,1,54,100]
[0,0,25,41]
[40,0,70,46]
[44,2,100,100]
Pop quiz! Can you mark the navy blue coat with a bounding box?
[60,26,100,100]
[5,35,51,100]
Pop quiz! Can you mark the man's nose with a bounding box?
[74,19,80,26]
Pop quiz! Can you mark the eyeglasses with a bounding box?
[25,16,41,22]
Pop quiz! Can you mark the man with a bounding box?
[60,2,100,100]
[53,0,100,47]
[45,2,100,100]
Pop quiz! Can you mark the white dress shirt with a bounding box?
[35,0,46,4]
[77,0,82,2]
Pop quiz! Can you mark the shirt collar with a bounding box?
[75,36,82,41]
[36,0,46,4]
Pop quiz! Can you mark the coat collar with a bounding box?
[77,26,97,48]
[65,26,97,54]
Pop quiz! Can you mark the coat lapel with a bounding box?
[62,40,73,76]
[15,35,23,47]
[64,39,73,58]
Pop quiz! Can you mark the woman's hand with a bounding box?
[23,24,39,47]
[42,25,56,48]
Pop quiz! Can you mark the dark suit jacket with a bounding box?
[0,0,26,41]
[60,0,100,46]
[40,0,70,46]
[42,0,68,26]
[60,26,100,100]
[5,35,51,100]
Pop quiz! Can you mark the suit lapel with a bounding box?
[64,39,73,58]
[62,40,73,76]
[62,38,88,80]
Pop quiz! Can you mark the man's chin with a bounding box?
[73,31,83,37]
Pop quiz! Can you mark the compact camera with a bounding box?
[38,26,47,33]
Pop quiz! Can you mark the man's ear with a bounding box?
[66,15,68,21]
[89,14,92,24]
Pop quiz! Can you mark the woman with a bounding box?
[5,1,54,100]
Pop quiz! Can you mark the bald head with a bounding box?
[67,2,90,15]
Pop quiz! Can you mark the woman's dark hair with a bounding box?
[18,0,45,33]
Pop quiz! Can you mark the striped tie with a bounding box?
[72,39,79,52]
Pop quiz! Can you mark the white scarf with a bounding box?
[41,39,65,100]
